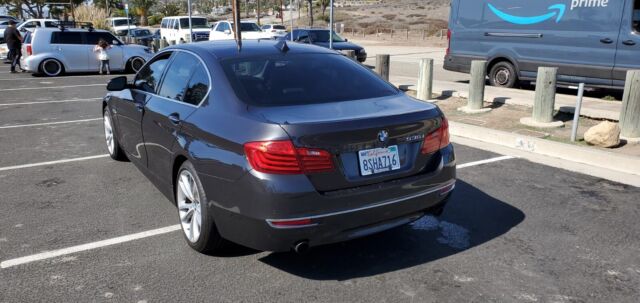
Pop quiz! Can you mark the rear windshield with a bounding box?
[272,25,286,30]
[179,18,209,29]
[231,23,261,32]
[221,53,398,106]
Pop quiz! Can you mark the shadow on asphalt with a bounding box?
[258,180,525,280]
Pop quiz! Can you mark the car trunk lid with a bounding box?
[248,94,444,192]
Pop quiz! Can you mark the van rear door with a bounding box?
[613,0,640,87]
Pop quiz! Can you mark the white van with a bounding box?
[108,17,138,36]
[160,16,210,43]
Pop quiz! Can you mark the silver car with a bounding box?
[21,27,152,76]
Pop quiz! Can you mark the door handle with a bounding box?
[600,38,613,44]
[168,113,181,125]
[622,40,636,46]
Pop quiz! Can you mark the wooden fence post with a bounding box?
[620,70,640,140]
[520,67,564,128]
[375,54,390,81]
[417,58,434,101]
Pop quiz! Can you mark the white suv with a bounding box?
[21,27,152,76]
[261,24,287,39]
[209,21,271,41]
[0,19,58,42]
[109,17,138,36]
[160,16,210,43]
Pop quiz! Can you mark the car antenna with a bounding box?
[232,0,242,51]
[275,40,289,53]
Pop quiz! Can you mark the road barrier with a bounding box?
[160,38,168,50]
[417,58,433,101]
[520,67,564,128]
[457,60,491,113]
[376,54,390,81]
[620,70,640,141]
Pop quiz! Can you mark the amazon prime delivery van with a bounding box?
[444,0,640,89]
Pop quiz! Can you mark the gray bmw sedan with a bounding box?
[102,40,456,254]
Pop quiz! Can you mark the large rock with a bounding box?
[584,121,620,148]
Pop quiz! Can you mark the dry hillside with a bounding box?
[338,0,451,32]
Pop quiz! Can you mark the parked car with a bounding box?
[102,40,456,254]
[261,24,287,39]
[209,21,270,40]
[445,0,640,89]
[21,27,152,76]
[0,19,57,43]
[0,43,8,61]
[109,17,138,36]
[281,29,367,62]
[129,28,154,45]
[160,16,210,43]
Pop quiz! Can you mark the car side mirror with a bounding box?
[107,76,128,91]
[344,38,348,42]
[224,29,231,35]
[112,40,121,46]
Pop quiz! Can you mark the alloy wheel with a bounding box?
[177,170,202,243]
[103,112,115,155]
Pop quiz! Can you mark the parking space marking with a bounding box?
[0,84,104,91]
[0,154,517,269]
[0,118,101,129]
[457,155,516,169]
[0,75,115,81]
[0,225,181,269]
[0,98,102,106]
[0,154,109,172]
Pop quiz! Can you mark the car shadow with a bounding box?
[258,180,525,280]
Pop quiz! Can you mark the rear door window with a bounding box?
[183,64,210,105]
[158,52,201,102]
[633,0,640,32]
[44,21,57,27]
[135,52,172,93]
[50,32,84,44]
[221,54,398,106]
[86,32,118,45]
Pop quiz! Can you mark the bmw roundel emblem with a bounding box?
[378,130,389,142]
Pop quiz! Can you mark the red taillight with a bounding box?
[269,218,315,227]
[244,140,334,175]
[445,29,451,55]
[421,117,450,154]
[26,45,32,56]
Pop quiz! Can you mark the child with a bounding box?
[94,38,112,75]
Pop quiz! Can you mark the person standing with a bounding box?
[93,38,112,75]
[3,20,24,73]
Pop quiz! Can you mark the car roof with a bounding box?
[163,16,207,19]
[166,40,338,61]
[34,28,112,33]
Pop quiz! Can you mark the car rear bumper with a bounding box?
[204,146,456,252]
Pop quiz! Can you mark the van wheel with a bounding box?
[128,57,145,73]
[489,61,517,88]
[40,59,63,77]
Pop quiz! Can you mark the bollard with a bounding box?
[375,54,390,81]
[520,67,564,128]
[153,38,160,52]
[169,39,176,45]
[160,38,168,49]
[620,70,640,140]
[458,60,491,113]
[343,50,356,61]
[570,83,585,142]
[406,29,409,40]
[417,58,434,101]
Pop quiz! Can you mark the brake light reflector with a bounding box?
[26,45,32,56]
[421,117,450,154]
[446,29,451,55]
[244,140,334,174]
[269,218,314,227]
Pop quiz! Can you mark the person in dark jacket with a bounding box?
[3,20,24,73]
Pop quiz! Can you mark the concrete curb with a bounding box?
[449,121,640,178]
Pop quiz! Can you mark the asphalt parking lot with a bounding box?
[0,63,639,303]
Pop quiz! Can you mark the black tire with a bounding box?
[40,59,64,77]
[103,107,126,161]
[489,61,518,88]
[128,57,145,73]
[176,161,227,254]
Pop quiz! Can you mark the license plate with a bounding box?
[358,145,401,176]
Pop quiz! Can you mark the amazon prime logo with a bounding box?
[488,3,566,25]
[378,130,389,143]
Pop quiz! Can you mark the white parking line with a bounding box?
[0,118,101,129]
[0,75,113,81]
[0,225,181,269]
[0,98,102,106]
[457,156,516,169]
[0,154,109,172]
[0,155,515,268]
[0,84,104,91]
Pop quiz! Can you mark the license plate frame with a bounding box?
[358,145,401,176]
